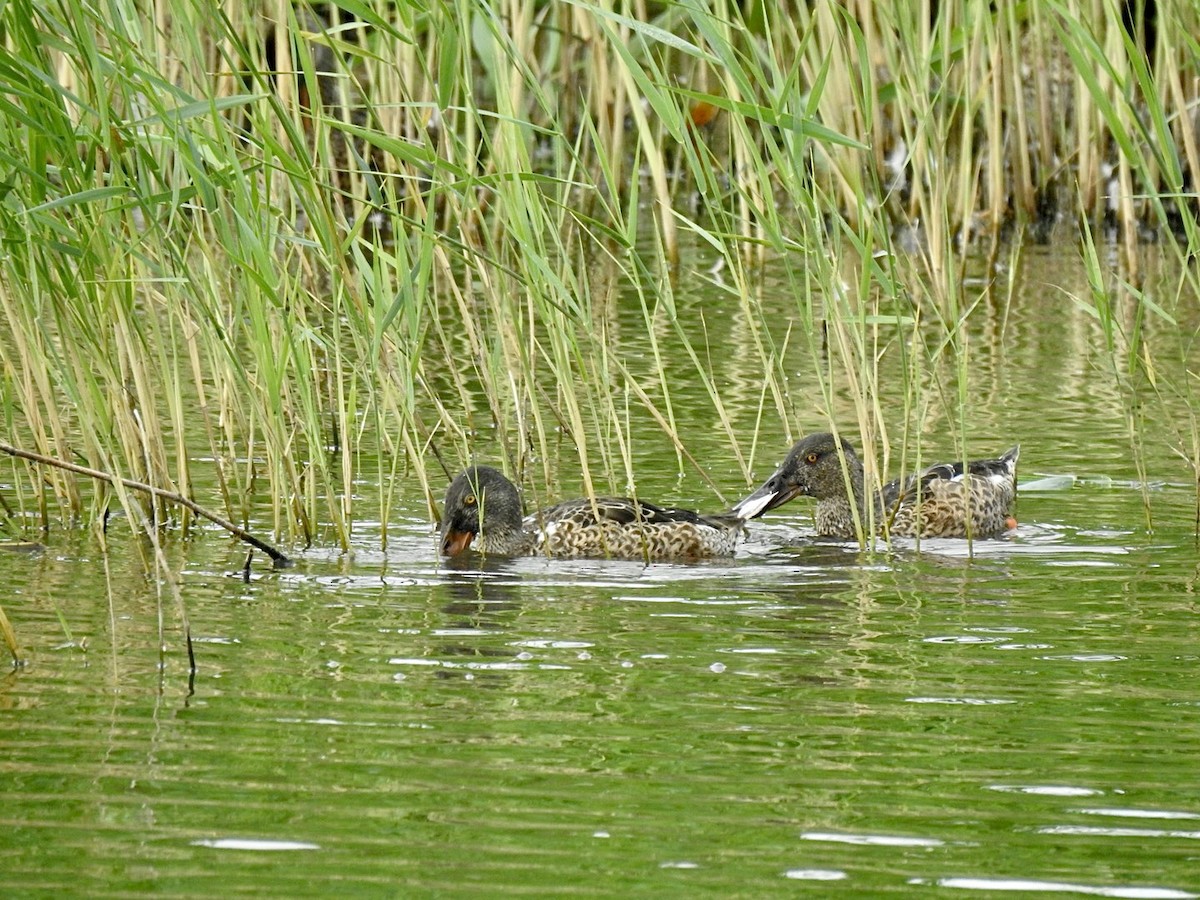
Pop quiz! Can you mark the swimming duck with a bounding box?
[439,465,743,560]
[732,433,1019,539]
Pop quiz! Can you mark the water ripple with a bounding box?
[191,838,320,852]
[987,785,1104,797]
[783,868,848,881]
[1074,808,1200,820]
[915,876,1196,898]
[1037,825,1200,839]
[906,697,1017,705]
[800,831,944,847]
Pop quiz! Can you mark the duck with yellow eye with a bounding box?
[439,465,743,560]
[732,432,1019,540]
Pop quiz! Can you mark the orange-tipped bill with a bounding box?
[441,529,474,557]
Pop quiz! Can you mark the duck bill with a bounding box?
[732,477,801,520]
[440,529,475,557]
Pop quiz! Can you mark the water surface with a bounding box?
[3,243,1199,897]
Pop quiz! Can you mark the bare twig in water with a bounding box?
[0,442,292,569]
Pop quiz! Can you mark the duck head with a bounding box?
[439,465,525,556]
[732,433,862,519]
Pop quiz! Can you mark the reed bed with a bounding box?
[1,0,1198,568]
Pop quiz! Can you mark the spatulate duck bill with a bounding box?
[731,478,800,520]
[440,529,474,557]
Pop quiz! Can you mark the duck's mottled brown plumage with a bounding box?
[439,465,742,560]
[732,433,1019,540]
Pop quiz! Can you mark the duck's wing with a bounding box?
[883,446,1020,508]
[652,505,745,530]
[531,497,739,530]
[630,499,745,530]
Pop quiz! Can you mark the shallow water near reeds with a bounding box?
[4,243,1200,897]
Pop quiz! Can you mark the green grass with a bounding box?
[1,0,1198,567]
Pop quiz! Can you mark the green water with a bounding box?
[3,245,1200,897]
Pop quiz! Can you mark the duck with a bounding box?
[439,465,743,561]
[731,432,1019,540]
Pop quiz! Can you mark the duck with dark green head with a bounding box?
[440,465,743,560]
[732,433,1019,539]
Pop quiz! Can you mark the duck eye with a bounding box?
[464,493,477,506]
[805,452,819,464]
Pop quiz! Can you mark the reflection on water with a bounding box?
[921,877,1196,898]
[5,481,1199,896]
[4,245,1200,895]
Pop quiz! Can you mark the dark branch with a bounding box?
[0,442,292,569]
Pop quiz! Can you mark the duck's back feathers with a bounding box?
[529,497,741,559]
